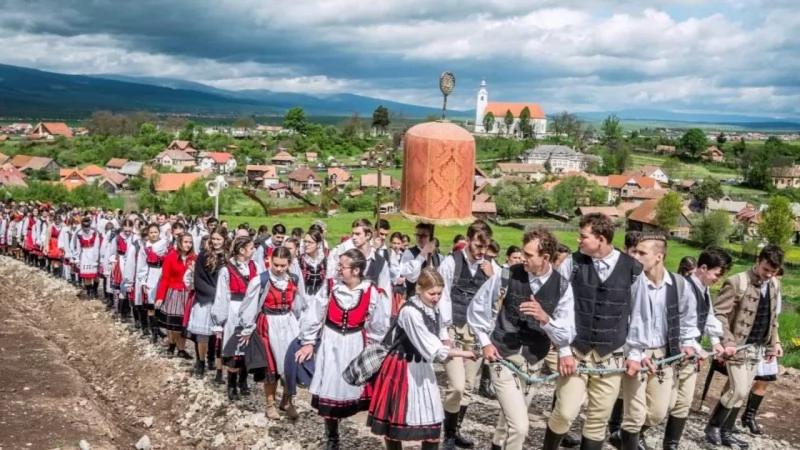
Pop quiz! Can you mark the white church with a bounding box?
[474,80,547,137]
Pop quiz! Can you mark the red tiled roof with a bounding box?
[103,171,128,186]
[80,164,106,177]
[154,172,206,192]
[288,167,320,182]
[360,173,393,188]
[607,175,660,189]
[106,158,128,168]
[156,150,195,161]
[0,153,8,165]
[246,165,277,178]
[36,122,73,138]
[577,207,621,218]
[627,199,660,225]
[271,151,295,162]
[0,170,28,188]
[205,152,235,164]
[9,154,32,168]
[483,102,545,119]
[327,167,351,183]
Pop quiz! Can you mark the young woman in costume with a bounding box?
[71,217,102,298]
[295,248,390,450]
[240,246,305,420]
[369,267,476,450]
[136,223,170,344]
[155,232,196,358]
[211,236,258,401]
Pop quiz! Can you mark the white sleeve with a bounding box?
[624,277,646,362]
[437,255,456,326]
[253,245,266,274]
[238,276,264,337]
[298,287,327,345]
[211,267,231,332]
[466,272,501,347]
[399,306,449,362]
[365,286,390,343]
[541,284,576,357]
[679,278,701,347]
[398,249,426,282]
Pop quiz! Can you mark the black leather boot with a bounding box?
[638,426,650,450]
[194,360,205,379]
[325,418,340,450]
[384,439,402,450]
[662,415,686,450]
[443,411,458,450]
[478,364,496,399]
[721,407,749,449]
[543,427,565,450]
[420,441,439,450]
[238,370,251,396]
[579,438,604,450]
[608,398,624,435]
[561,433,581,448]
[149,316,159,344]
[490,445,501,450]
[140,311,150,338]
[227,371,239,401]
[705,401,732,445]
[166,343,176,357]
[741,393,764,435]
[214,369,224,385]
[619,429,640,450]
[454,405,474,448]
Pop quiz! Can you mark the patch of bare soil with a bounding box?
[1,256,798,450]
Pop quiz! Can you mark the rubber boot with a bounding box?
[227,371,240,401]
[478,363,496,399]
[741,393,764,435]
[721,408,749,449]
[325,418,340,450]
[705,401,732,445]
[543,427,565,450]
[443,411,458,450]
[238,370,251,396]
[454,405,474,448]
[662,416,686,450]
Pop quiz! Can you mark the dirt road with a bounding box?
[0,258,797,449]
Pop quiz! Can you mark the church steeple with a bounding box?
[475,79,488,133]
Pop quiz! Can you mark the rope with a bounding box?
[496,344,754,384]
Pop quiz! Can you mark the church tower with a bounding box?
[475,79,488,133]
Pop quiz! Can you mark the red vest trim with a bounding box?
[145,246,164,265]
[263,245,275,269]
[326,285,372,331]
[228,261,257,299]
[79,232,97,248]
[50,226,60,239]
[262,280,298,313]
[117,235,128,255]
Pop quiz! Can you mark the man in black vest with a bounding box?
[397,222,438,296]
[439,220,498,450]
[468,227,573,450]
[546,213,642,450]
[611,233,698,449]
[662,246,730,449]
[325,218,391,296]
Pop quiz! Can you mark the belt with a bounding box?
[262,306,291,315]
[325,319,365,335]
[147,262,162,268]
[231,294,245,302]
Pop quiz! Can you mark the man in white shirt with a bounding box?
[612,233,698,449]
[547,213,642,450]
[468,227,573,450]
[325,218,391,297]
[438,220,498,450]
[663,246,730,450]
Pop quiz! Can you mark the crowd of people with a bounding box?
[0,200,786,450]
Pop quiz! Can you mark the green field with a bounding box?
[630,153,740,179]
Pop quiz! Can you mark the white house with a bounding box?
[198,152,237,174]
[518,145,602,172]
[154,150,196,172]
[473,80,547,137]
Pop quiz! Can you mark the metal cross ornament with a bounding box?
[439,71,455,121]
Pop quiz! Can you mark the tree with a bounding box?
[660,158,682,178]
[482,112,495,134]
[503,110,514,137]
[342,112,363,137]
[679,128,708,158]
[691,210,732,247]
[716,132,728,146]
[552,176,607,212]
[655,191,683,230]
[234,116,256,130]
[283,107,308,135]
[371,105,390,135]
[758,196,795,247]
[691,177,725,209]
[732,137,747,156]
[543,157,552,174]
[612,145,633,174]
[518,107,532,138]
[600,114,623,148]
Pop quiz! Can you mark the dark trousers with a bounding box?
[283,338,319,396]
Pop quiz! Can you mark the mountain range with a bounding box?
[0,63,798,129]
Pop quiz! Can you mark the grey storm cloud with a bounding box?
[0,0,798,116]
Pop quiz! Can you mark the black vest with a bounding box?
[747,286,771,344]
[491,264,564,364]
[391,301,439,363]
[364,253,387,285]
[661,273,683,358]
[571,251,642,358]
[404,247,441,296]
[685,275,710,337]
[450,251,490,327]
[300,256,326,296]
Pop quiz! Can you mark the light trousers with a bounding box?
[720,345,762,409]
[622,347,674,432]
[444,324,483,413]
[668,359,699,418]
[548,348,625,441]
[490,357,543,450]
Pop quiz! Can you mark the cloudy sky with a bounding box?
[0,0,797,117]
